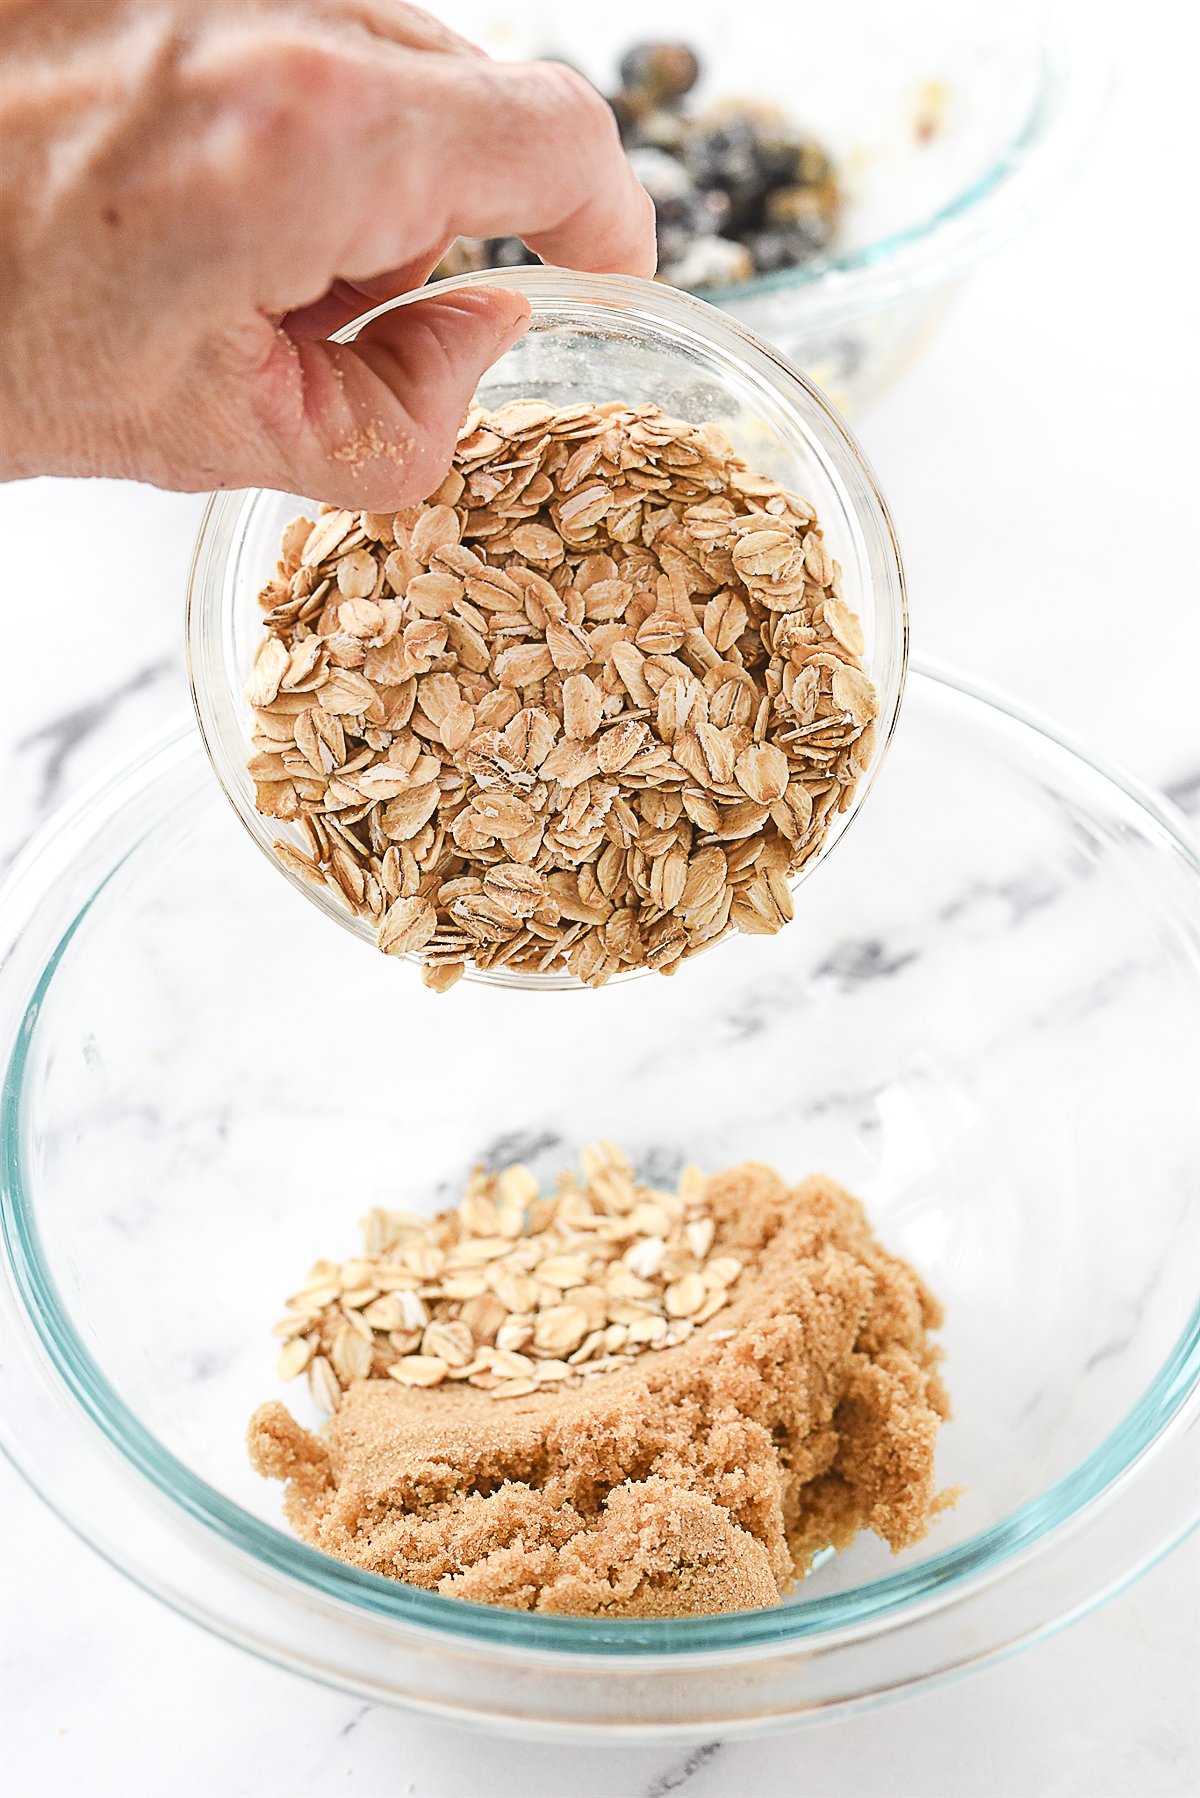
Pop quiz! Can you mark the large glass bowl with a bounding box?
[430,0,1106,411]
[1,665,1196,1738]
[187,268,908,987]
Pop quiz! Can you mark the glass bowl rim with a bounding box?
[1,661,1197,1664]
[673,3,1109,317]
[186,267,909,989]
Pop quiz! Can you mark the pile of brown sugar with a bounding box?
[250,1158,952,1617]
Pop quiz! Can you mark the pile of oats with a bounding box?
[273,1141,743,1408]
[246,400,878,988]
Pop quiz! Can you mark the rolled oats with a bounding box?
[388,1355,449,1388]
[247,402,877,987]
[270,1142,743,1409]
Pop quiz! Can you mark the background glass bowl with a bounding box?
[1,665,1197,1738]
[429,0,1106,412]
[187,268,908,987]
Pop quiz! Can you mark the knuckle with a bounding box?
[526,61,616,145]
[219,38,346,162]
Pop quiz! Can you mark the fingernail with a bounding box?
[494,294,532,349]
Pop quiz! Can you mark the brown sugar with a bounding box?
[249,1162,952,1617]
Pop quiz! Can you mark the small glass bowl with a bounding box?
[187,268,908,987]
[429,0,1107,411]
[1,665,1197,1737]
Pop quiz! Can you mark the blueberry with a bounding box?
[626,147,732,267]
[755,128,835,192]
[681,116,771,225]
[618,42,701,104]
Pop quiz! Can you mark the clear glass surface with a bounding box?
[428,0,1106,410]
[188,269,908,985]
[1,666,1197,1735]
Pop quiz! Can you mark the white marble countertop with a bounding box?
[2,8,1197,1794]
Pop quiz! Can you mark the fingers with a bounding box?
[436,60,658,277]
[337,57,657,283]
[277,54,657,350]
[230,285,531,509]
[103,13,656,505]
[485,64,657,278]
[331,9,658,280]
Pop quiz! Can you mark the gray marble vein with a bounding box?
[15,657,173,812]
[644,1742,724,1797]
[937,871,1061,927]
[337,1703,374,1740]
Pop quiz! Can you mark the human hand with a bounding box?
[0,0,655,507]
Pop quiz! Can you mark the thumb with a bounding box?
[239,287,531,509]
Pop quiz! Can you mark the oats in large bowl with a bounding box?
[250,1145,952,1618]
